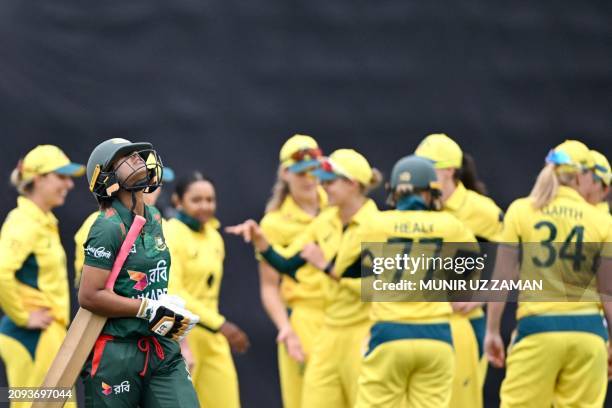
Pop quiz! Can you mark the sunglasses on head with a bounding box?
[318,158,350,181]
[290,147,322,162]
[319,158,333,173]
[545,149,573,166]
[592,164,610,185]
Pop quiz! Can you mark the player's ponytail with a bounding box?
[529,164,559,209]
[455,153,487,195]
[361,168,383,195]
[530,162,580,209]
[9,159,33,195]
[265,165,290,213]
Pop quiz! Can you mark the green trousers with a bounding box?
[81,334,199,408]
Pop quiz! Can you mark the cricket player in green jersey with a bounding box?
[77,138,200,408]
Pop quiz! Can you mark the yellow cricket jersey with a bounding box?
[73,211,99,287]
[260,188,327,308]
[501,186,612,319]
[443,182,502,320]
[444,182,503,242]
[266,199,380,326]
[323,199,379,327]
[165,213,227,331]
[0,197,70,327]
[363,210,478,324]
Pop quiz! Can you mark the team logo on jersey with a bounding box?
[128,270,149,291]
[155,236,167,251]
[130,244,137,254]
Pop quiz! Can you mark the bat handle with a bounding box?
[104,215,147,290]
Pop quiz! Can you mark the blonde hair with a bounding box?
[9,163,34,195]
[361,168,383,195]
[265,165,290,213]
[529,163,576,209]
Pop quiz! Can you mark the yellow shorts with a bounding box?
[0,317,76,408]
[188,326,240,408]
[278,304,324,408]
[355,321,454,408]
[501,314,608,408]
[301,320,371,408]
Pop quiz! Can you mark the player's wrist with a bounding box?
[278,322,294,334]
[136,298,153,320]
[254,239,269,253]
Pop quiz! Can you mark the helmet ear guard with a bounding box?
[89,165,121,198]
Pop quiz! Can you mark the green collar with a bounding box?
[176,210,203,232]
[111,199,150,227]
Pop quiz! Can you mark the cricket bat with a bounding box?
[32,215,146,408]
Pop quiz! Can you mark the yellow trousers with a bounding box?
[301,320,370,408]
[355,321,454,408]
[448,314,485,408]
[187,326,240,408]
[278,305,324,408]
[501,315,608,408]
[0,318,76,408]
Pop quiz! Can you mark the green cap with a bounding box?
[389,155,439,191]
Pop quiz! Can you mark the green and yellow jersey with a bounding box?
[444,182,503,242]
[0,196,70,327]
[501,186,612,319]
[321,199,379,327]
[83,199,170,338]
[363,209,478,323]
[259,188,327,308]
[164,213,226,332]
[443,182,502,323]
[265,199,380,327]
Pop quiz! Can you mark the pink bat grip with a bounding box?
[104,215,147,290]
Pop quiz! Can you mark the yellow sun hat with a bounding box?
[414,133,463,169]
[279,134,322,173]
[19,145,85,182]
[545,140,594,173]
[312,148,373,186]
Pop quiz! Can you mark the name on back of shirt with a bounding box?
[393,222,434,234]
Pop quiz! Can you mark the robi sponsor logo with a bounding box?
[128,260,168,292]
[86,245,112,259]
[129,270,149,291]
[102,381,131,396]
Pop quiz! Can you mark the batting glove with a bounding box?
[137,294,199,341]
